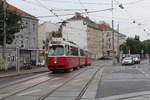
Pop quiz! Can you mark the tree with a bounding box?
[120,38,144,54]
[126,38,143,54]
[120,44,129,54]
[142,39,150,55]
[0,1,23,45]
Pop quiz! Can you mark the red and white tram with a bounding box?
[47,38,91,72]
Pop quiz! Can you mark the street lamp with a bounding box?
[112,0,124,64]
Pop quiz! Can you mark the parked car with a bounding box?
[122,57,134,65]
[130,55,140,64]
[133,57,140,64]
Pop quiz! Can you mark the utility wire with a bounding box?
[22,0,41,7]
[36,0,58,17]
[37,8,113,18]
[21,0,89,12]
[42,0,117,5]
[125,0,146,5]
[112,0,150,36]
[53,9,88,11]
[35,0,64,21]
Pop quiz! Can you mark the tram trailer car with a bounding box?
[47,38,91,72]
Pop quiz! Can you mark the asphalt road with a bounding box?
[96,60,150,99]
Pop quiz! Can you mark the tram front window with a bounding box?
[49,45,64,56]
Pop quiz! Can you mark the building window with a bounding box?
[21,40,23,43]
[21,35,23,38]
[33,24,35,32]
[21,45,24,48]
[107,32,109,37]
[16,35,19,38]
[109,43,111,49]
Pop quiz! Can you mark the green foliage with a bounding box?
[120,44,129,54]
[0,2,23,45]
[120,38,144,54]
[142,39,150,55]
[0,58,8,71]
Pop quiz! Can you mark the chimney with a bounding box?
[75,12,81,17]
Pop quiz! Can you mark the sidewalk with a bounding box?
[0,67,49,78]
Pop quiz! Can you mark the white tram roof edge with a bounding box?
[49,38,79,48]
[49,38,88,51]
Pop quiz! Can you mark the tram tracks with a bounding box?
[0,73,56,100]
[75,67,103,100]
[38,66,104,100]
[0,66,93,100]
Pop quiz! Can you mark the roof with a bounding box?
[119,33,127,39]
[67,12,85,21]
[68,15,85,21]
[7,4,33,17]
[99,24,111,30]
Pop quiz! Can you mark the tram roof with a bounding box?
[49,38,79,48]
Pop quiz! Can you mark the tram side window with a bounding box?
[74,47,79,56]
[70,46,78,56]
[80,49,84,56]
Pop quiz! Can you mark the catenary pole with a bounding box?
[2,0,7,62]
[112,0,115,64]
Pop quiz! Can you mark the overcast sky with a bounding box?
[7,0,150,41]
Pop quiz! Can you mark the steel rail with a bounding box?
[75,67,102,100]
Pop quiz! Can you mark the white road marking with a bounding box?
[17,89,42,96]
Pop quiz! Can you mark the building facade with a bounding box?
[37,13,120,60]
[38,21,59,49]
[0,4,38,68]
[62,13,103,59]
[99,23,120,57]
